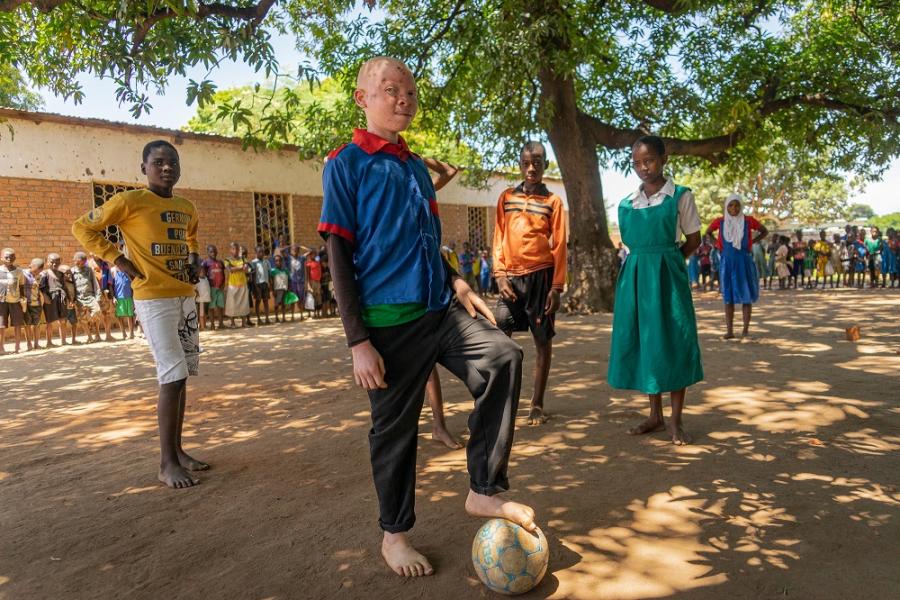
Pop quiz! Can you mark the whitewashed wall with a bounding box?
[0,110,568,208]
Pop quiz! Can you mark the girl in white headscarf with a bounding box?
[705,194,768,339]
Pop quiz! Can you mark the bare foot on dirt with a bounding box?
[667,422,692,446]
[628,416,665,436]
[721,333,736,340]
[431,426,463,449]
[465,490,537,532]
[176,450,210,471]
[527,406,549,425]
[158,463,198,488]
[381,532,434,577]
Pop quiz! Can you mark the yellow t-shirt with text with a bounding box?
[71,189,199,300]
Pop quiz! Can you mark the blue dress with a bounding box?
[688,253,700,284]
[719,219,759,305]
[881,242,897,274]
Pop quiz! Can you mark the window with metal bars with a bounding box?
[92,182,142,246]
[253,192,291,254]
[467,206,489,251]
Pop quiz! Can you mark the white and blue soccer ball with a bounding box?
[471,518,549,595]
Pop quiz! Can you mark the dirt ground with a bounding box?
[1,289,898,600]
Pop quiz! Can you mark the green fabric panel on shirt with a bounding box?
[362,303,427,328]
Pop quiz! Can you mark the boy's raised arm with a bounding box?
[71,195,128,265]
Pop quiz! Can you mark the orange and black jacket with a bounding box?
[492,183,567,291]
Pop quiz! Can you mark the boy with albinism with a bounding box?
[319,56,537,578]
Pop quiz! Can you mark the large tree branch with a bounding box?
[579,91,898,162]
[131,0,277,55]
[578,112,740,163]
[761,93,899,121]
[0,0,66,11]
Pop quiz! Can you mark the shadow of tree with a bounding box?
[0,290,897,599]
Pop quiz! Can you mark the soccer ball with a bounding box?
[471,518,549,595]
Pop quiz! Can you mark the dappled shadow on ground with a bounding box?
[0,290,897,599]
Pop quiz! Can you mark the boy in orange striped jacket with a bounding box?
[492,141,567,425]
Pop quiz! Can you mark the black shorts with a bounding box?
[792,259,804,277]
[252,282,270,301]
[24,305,43,325]
[700,264,711,277]
[494,268,556,343]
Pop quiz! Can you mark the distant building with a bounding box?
[0,108,568,261]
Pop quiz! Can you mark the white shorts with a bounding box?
[135,296,200,384]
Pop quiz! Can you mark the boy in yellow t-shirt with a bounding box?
[72,140,208,489]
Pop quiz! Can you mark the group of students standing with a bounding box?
[0,248,139,354]
[196,241,334,330]
[766,226,899,290]
[20,53,890,582]
[686,224,900,292]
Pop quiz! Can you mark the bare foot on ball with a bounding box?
[381,532,434,577]
[177,449,210,471]
[158,462,198,489]
[431,426,463,449]
[465,490,537,532]
[628,416,665,436]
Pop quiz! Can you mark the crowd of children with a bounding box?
[685,224,900,292]
[0,238,498,354]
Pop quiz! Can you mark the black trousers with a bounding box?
[366,300,524,533]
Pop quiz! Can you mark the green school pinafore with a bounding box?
[607,186,704,393]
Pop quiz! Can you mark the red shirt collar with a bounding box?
[352,128,412,161]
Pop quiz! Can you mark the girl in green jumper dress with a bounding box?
[608,136,704,445]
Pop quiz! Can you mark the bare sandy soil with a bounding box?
[1,289,898,600]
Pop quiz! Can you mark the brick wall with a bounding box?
[180,188,255,254]
[0,176,92,263]
[291,195,324,250]
[440,204,468,248]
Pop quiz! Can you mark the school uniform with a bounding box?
[607,178,703,394]
[320,129,523,533]
[707,208,762,305]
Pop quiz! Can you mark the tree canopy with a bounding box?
[680,142,855,229]
[847,202,876,220]
[184,76,480,167]
[0,64,42,110]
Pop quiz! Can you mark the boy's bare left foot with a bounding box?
[381,532,434,577]
[158,463,199,488]
[465,490,537,532]
[628,416,665,435]
[721,333,736,340]
[176,449,210,471]
[667,422,692,445]
[431,426,463,449]
[527,406,549,425]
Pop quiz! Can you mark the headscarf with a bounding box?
[722,193,745,251]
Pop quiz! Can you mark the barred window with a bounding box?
[92,182,142,246]
[467,206,489,251]
[253,192,291,254]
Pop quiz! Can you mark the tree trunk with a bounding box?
[540,70,619,312]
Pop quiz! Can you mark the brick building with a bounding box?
[0,108,568,263]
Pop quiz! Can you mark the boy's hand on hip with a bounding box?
[544,289,560,315]
[497,277,517,302]
[351,340,387,390]
[453,277,496,325]
[114,256,144,280]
